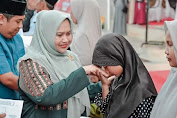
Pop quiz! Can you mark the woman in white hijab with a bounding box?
[17,10,106,118]
[70,0,101,66]
[150,20,177,118]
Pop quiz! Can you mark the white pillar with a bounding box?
[107,0,110,30]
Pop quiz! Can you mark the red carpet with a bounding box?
[149,70,170,93]
[140,18,174,28]
[148,18,174,25]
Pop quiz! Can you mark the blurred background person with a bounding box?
[36,0,58,13]
[149,0,175,22]
[134,0,146,25]
[70,0,101,66]
[23,0,39,33]
[22,0,39,35]
[128,0,135,24]
[113,0,128,35]
[54,0,71,14]
[23,0,58,36]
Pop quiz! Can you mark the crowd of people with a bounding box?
[113,0,177,36]
[1,0,177,118]
[128,0,176,24]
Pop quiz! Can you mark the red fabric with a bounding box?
[54,0,71,13]
[149,70,170,93]
[134,1,146,25]
[140,18,174,28]
[148,18,174,25]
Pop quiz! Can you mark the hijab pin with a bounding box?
[68,54,74,61]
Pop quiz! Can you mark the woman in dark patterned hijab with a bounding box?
[93,33,157,118]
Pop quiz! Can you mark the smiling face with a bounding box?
[0,14,25,39]
[165,31,177,67]
[55,19,72,53]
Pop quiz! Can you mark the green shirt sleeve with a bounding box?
[87,81,102,100]
[19,59,89,106]
[34,67,89,106]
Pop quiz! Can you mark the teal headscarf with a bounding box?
[18,10,90,117]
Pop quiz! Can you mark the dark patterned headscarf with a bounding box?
[92,33,157,118]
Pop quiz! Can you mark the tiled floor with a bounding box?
[125,24,171,71]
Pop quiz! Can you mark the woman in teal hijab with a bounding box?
[17,10,105,118]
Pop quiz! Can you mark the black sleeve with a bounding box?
[23,9,34,32]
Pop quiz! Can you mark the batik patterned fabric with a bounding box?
[19,59,69,111]
[19,59,52,97]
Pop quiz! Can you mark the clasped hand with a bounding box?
[83,65,115,86]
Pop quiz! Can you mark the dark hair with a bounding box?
[46,2,54,10]
[0,12,15,21]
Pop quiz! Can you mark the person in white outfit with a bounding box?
[149,0,175,22]
[150,20,177,118]
[70,0,101,66]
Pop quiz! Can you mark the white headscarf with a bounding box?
[150,20,177,118]
[70,0,101,66]
[18,10,90,118]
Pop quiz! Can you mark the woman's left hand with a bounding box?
[97,72,115,99]
[98,71,115,87]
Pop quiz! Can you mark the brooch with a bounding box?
[68,54,74,61]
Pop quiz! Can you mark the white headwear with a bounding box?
[70,0,101,66]
[150,20,177,118]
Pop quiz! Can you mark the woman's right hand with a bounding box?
[83,65,108,78]
[0,113,6,118]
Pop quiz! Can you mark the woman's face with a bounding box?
[165,31,177,67]
[102,65,123,77]
[55,19,72,53]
